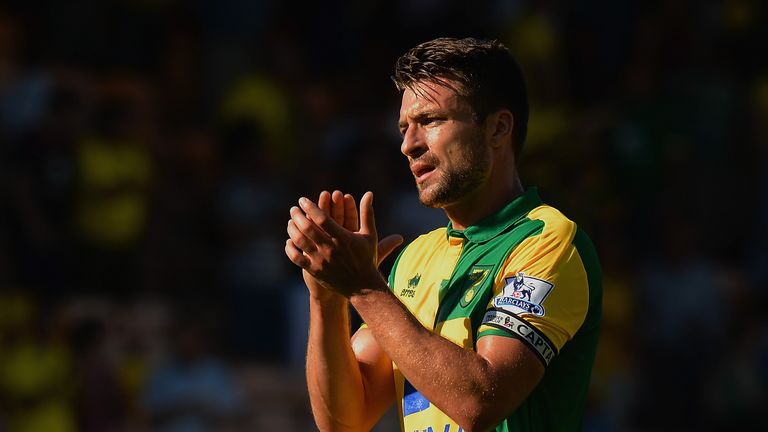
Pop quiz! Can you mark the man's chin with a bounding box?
[416,191,437,208]
[419,198,443,208]
[417,187,451,209]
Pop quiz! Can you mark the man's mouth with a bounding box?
[411,161,436,183]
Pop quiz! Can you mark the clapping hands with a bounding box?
[285,190,403,299]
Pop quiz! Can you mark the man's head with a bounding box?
[393,37,528,159]
[394,37,528,208]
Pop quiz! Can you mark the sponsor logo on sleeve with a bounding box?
[492,272,554,316]
[481,309,557,366]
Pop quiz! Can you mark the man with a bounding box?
[285,37,602,432]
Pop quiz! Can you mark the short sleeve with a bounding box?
[477,208,590,367]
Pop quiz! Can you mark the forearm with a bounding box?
[306,295,367,431]
[350,280,500,430]
[288,191,506,428]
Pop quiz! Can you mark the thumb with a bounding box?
[359,191,376,236]
[377,234,404,266]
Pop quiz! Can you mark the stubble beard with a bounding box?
[417,137,491,208]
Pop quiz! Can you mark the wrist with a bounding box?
[309,290,348,308]
[349,271,389,303]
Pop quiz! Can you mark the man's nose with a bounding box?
[400,127,427,159]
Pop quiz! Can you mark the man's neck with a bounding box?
[442,176,524,230]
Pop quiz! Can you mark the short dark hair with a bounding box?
[393,37,529,160]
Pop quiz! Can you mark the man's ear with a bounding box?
[486,109,514,148]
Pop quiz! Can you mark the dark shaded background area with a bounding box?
[0,1,766,431]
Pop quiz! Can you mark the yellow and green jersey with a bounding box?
[387,187,602,432]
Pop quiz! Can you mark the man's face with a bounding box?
[398,81,491,208]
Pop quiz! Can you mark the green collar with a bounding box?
[446,187,542,243]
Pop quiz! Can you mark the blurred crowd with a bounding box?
[0,1,766,431]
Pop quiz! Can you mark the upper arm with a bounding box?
[350,326,395,429]
[472,209,591,419]
[475,334,545,414]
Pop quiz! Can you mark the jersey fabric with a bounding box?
[386,187,602,432]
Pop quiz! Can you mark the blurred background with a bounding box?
[0,0,766,431]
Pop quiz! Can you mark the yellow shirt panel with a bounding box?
[390,228,463,331]
[388,228,465,432]
[433,317,473,348]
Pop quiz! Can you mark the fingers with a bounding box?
[315,190,354,230]
[331,190,345,225]
[318,190,346,228]
[299,197,346,238]
[285,239,310,267]
[318,191,332,216]
[290,205,334,247]
[343,194,359,231]
[359,191,376,236]
[377,234,404,265]
[287,219,316,253]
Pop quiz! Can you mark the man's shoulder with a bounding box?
[524,204,578,242]
[511,203,600,275]
[388,226,447,285]
[394,227,447,264]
